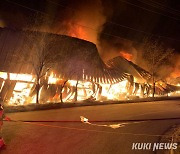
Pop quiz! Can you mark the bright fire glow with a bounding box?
[9,83,34,105]
[1,70,179,106]
[100,80,128,100]
[67,22,88,41]
[169,83,180,96]
[120,51,133,61]
[48,72,58,84]
[0,72,34,82]
[0,72,7,79]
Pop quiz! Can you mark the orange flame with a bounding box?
[169,56,180,79]
[66,21,88,41]
[120,51,133,61]
[170,70,180,78]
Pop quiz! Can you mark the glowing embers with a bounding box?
[0,72,34,82]
[100,80,128,100]
[10,73,34,82]
[168,83,180,96]
[0,72,35,105]
[9,82,34,105]
[77,81,93,101]
[48,72,58,84]
[0,72,7,79]
[177,84,180,94]
[0,71,144,105]
[65,80,93,102]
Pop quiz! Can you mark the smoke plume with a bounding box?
[52,0,106,45]
[0,0,179,79]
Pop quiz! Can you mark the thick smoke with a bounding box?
[53,0,106,45]
[157,54,180,81]
[98,37,137,62]
[135,43,180,81]
[49,0,137,62]
[0,0,138,62]
[0,0,179,79]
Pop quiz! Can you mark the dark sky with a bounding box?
[0,0,180,57]
[101,0,180,52]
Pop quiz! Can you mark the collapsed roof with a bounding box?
[0,27,127,84]
[106,56,180,94]
[0,27,179,95]
[106,56,152,83]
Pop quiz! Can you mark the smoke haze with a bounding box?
[0,0,179,79]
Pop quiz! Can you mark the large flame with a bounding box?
[1,70,179,106]
[100,80,128,100]
[0,72,35,105]
[0,71,132,105]
[67,22,88,41]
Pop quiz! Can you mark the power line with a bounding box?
[47,0,180,41]
[47,0,72,11]
[137,0,180,17]
[1,0,139,43]
[4,0,180,42]
[149,0,180,14]
[47,0,180,21]
[120,0,180,20]
[118,0,180,21]
[3,0,132,42]
[107,21,180,41]
[5,0,47,15]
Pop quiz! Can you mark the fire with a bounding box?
[168,83,180,96]
[0,72,35,105]
[168,55,180,79]
[170,70,180,78]
[120,51,133,61]
[64,21,89,41]
[1,69,179,106]
[0,70,133,105]
[166,69,180,83]
[0,72,7,80]
[48,72,58,84]
[100,80,128,100]
[66,80,93,102]
[68,25,87,41]
[9,83,34,105]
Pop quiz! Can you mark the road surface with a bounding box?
[2,100,180,154]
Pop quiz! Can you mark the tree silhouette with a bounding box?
[141,38,174,97]
[24,31,60,104]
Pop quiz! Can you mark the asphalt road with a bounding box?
[1,100,180,154]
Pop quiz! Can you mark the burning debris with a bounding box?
[0,28,179,106]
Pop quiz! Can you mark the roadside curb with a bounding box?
[157,124,180,154]
[4,96,180,113]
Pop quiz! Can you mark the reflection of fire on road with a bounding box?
[80,116,144,129]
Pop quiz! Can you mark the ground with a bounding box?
[1,100,180,154]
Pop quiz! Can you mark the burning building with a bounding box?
[0,28,179,106]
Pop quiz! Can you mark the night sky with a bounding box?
[0,0,180,70]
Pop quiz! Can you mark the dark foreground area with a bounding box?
[2,100,180,154]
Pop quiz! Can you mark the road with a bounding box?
[1,100,180,154]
